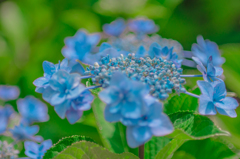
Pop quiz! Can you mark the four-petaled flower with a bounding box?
[192,35,225,67]
[198,80,238,117]
[0,85,20,101]
[24,139,52,159]
[103,18,126,37]
[128,18,159,35]
[17,96,49,125]
[193,56,223,82]
[0,105,14,134]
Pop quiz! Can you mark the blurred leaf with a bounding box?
[86,79,102,95]
[43,135,95,159]
[53,141,139,159]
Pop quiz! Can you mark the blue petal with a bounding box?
[121,102,142,119]
[212,80,227,101]
[132,126,152,143]
[127,126,151,148]
[214,67,223,76]
[54,100,70,119]
[49,80,64,92]
[43,61,55,75]
[24,141,39,158]
[207,57,216,77]
[50,93,66,105]
[135,45,146,58]
[67,85,86,99]
[40,139,52,151]
[0,85,20,101]
[151,114,174,136]
[33,77,49,87]
[104,105,121,122]
[199,95,216,115]
[69,60,85,74]
[215,97,239,110]
[42,87,56,103]
[197,81,213,98]
[67,73,81,89]
[66,107,83,124]
[192,57,206,74]
[216,108,237,118]
[99,42,112,52]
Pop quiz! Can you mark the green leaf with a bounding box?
[153,111,230,159]
[43,135,95,159]
[164,88,200,115]
[86,79,101,95]
[91,97,132,153]
[53,141,139,159]
[172,138,239,159]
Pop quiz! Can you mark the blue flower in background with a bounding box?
[193,56,223,82]
[99,72,154,123]
[10,124,43,142]
[149,43,182,68]
[0,105,14,134]
[135,45,146,58]
[103,18,126,37]
[128,18,159,35]
[0,85,20,101]
[17,96,49,125]
[126,102,173,148]
[24,139,52,159]
[62,30,100,65]
[53,90,94,124]
[198,80,238,117]
[42,70,85,106]
[192,35,225,67]
[33,59,71,93]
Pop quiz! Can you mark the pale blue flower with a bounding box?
[128,18,159,34]
[0,85,20,101]
[198,80,238,117]
[192,35,225,67]
[42,70,85,106]
[126,102,173,148]
[103,18,126,37]
[10,124,43,142]
[24,139,52,159]
[193,56,223,82]
[17,96,49,125]
[33,59,71,93]
[0,105,14,134]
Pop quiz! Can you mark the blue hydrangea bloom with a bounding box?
[10,124,43,142]
[33,59,71,93]
[149,43,182,68]
[42,70,85,106]
[128,18,159,35]
[126,102,173,148]
[99,72,155,122]
[24,139,52,159]
[0,85,20,101]
[62,30,100,65]
[135,45,146,58]
[53,90,94,124]
[103,18,126,37]
[17,96,49,125]
[0,105,14,134]
[192,35,225,67]
[198,80,238,117]
[193,56,223,82]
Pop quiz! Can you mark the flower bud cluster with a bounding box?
[84,53,186,101]
[0,141,19,159]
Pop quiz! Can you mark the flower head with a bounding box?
[103,18,126,37]
[0,85,20,101]
[42,70,85,106]
[126,102,173,148]
[10,124,43,142]
[0,105,14,134]
[17,96,49,125]
[24,140,52,159]
[192,35,225,67]
[193,56,223,82]
[198,80,238,117]
[33,59,71,93]
[128,18,159,35]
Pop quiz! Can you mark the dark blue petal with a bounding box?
[199,95,216,115]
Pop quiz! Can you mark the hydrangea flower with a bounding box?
[24,139,52,159]
[62,30,100,65]
[0,85,20,101]
[17,96,49,125]
[99,72,154,122]
[103,18,126,37]
[33,59,71,93]
[0,141,19,158]
[193,56,223,82]
[126,102,173,148]
[10,124,43,142]
[191,35,225,67]
[149,43,182,68]
[0,105,14,134]
[128,18,159,35]
[42,70,85,106]
[198,80,238,117]
[53,90,94,124]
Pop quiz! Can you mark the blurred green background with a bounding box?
[0,0,240,158]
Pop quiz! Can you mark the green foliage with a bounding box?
[53,141,139,159]
[43,135,95,159]
[86,79,102,95]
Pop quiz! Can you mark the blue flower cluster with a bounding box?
[0,85,51,158]
[99,72,173,148]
